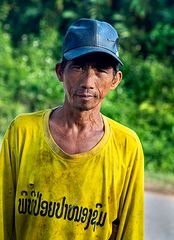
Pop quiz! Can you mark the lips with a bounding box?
[74,90,96,98]
[77,94,93,97]
[76,94,94,101]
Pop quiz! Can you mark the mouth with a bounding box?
[76,94,94,100]
[74,90,96,99]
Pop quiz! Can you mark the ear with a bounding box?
[110,71,122,90]
[55,63,63,82]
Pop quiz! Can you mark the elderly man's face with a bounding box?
[57,53,122,111]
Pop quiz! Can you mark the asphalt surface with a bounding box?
[145,191,174,240]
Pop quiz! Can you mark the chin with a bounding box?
[76,105,93,111]
[74,102,100,112]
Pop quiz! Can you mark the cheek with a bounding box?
[63,80,74,95]
[97,82,112,99]
[63,73,79,96]
[63,84,72,101]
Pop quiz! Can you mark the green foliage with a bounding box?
[0,0,173,174]
[0,24,64,138]
[101,80,137,127]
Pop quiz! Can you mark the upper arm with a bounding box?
[116,140,144,239]
[0,126,16,239]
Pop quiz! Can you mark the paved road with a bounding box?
[145,191,174,240]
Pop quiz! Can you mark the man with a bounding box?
[0,18,144,239]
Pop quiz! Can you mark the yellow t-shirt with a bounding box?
[0,109,144,240]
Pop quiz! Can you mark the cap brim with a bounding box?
[64,47,123,66]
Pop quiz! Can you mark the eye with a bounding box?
[95,63,112,73]
[71,63,84,70]
[96,67,109,74]
[71,64,84,71]
[73,65,81,69]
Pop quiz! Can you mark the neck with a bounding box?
[52,103,103,132]
[49,103,105,155]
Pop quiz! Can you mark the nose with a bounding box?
[79,66,96,89]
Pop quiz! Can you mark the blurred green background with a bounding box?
[0,0,174,176]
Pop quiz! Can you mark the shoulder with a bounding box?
[3,109,51,145]
[12,109,50,127]
[103,115,142,147]
[7,109,51,135]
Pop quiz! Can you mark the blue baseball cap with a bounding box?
[63,18,123,65]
